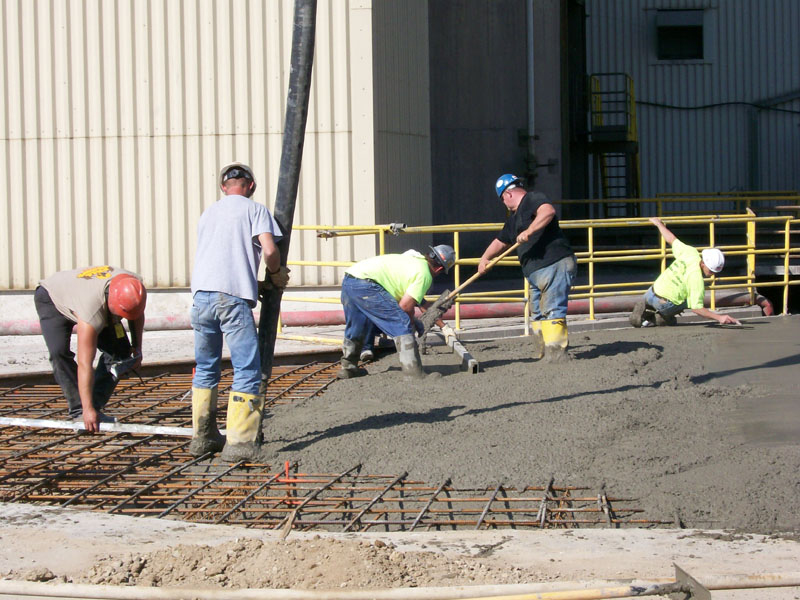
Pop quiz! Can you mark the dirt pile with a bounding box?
[35,537,542,589]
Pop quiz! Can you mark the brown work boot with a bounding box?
[629,299,647,328]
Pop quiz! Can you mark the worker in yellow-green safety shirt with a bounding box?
[630,217,741,328]
[338,246,456,379]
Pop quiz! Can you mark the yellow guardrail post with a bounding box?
[588,226,595,320]
[746,209,756,305]
[709,221,717,310]
[454,230,461,330]
[523,279,530,336]
[379,229,385,255]
[783,219,791,315]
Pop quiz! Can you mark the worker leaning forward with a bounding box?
[34,266,147,432]
[189,162,289,461]
[629,217,741,328]
[479,174,577,362]
[338,246,456,379]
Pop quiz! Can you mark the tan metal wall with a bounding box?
[0,0,379,289]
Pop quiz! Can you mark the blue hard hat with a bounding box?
[495,173,522,197]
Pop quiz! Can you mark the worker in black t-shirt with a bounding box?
[478,174,577,362]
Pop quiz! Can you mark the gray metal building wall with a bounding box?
[586,0,800,204]
[372,0,433,254]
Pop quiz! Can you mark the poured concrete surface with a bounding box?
[260,315,800,534]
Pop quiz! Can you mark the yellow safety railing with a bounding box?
[555,194,800,217]
[280,212,799,344]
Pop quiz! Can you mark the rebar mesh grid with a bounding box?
[0,365,668,531]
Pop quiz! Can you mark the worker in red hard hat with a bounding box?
[34,266,147,432]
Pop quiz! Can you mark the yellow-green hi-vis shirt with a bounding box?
[652,239,706,309]
[345,252,433,304]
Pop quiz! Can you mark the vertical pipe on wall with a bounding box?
[526,0,536,177]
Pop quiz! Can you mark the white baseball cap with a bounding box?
[701,248,725,273]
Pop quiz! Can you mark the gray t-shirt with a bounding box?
[39,266,140,331]
[191,195,282,306]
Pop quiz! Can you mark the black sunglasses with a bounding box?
[223,168,252,182]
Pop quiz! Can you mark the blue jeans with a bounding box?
[527,255,577,320]
[362,321,382,352]
[645,287,686,318]
[341,275,413,342]
[191,291,260,395]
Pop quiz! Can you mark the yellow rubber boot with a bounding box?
[531,321,544,360]
[542,318,570,363]
[220,391,265,462]
[189,387,224,457]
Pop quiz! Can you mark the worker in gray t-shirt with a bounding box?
[189,162,289,462]
[35,266,147,432]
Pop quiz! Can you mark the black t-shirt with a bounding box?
[498,192,574,277]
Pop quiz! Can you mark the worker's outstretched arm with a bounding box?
[478,239,510,274]
[649,217,677,246]
[76,320,100,432]
[692,307,741,325]
[128,314,145,369]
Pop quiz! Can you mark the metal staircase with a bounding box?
[587,73,642,217]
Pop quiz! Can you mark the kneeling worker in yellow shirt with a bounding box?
[630,217,741,328]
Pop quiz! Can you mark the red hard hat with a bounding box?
[108,274,147,320]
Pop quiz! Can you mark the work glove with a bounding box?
[413,318,425,337]
[268,266,291,290]
[439,323,457,345]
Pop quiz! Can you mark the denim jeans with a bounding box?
[341,275,413,342]
[361,321,382,352]
[645,287,686,318]
[527,255,577,320]
[191,291,260,395]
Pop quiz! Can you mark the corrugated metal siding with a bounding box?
[0,0,376,290]
[372,0,433,254]
[586,0,800,209]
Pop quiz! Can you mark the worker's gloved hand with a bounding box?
[440,323,456,345]
[269,266,291,289]
[257,279,272,300]
[413,319,425,337]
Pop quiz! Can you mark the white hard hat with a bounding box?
[701,248,725,273]
[219,162,257,196]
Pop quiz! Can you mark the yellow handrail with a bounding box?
[279,211,799,343]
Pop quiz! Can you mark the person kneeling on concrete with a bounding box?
[630,217,741,328]
[34,267,147,432]
[339,246,455,379]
